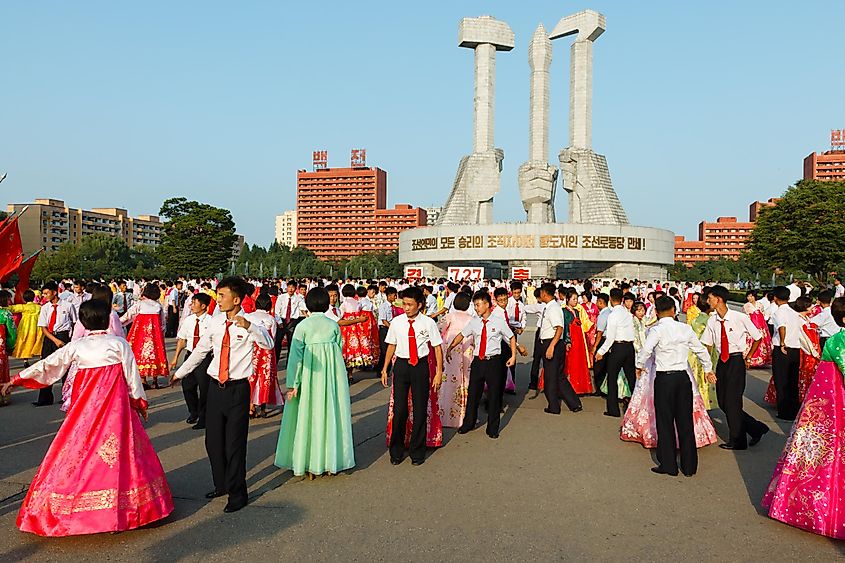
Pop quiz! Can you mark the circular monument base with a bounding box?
[399,222,674,280]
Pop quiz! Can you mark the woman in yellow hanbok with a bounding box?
[9,289,43,364]
[687,294,717,409]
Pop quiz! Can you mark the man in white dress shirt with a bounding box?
[812,290,838,351]
[637,296,714,476]
[274,280,307,361]
[770,286,804,421]
[537,283,581,414]
[375,286,399,375]
[834,277,845,299]
[596,288,636,417]
[34,281,78,406]
[171,292,213,429]
[701,285,769,449]
[172,277,274,513]
[380,286,443,466]
[446,291,516,438]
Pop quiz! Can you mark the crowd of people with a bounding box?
[1,274,844,541]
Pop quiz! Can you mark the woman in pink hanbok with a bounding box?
[1,300,173,537]
[249,295,284,417]
[620,323,718,450]
[743,291,772,367]
[761,301,845,540]
[437,293,474,428]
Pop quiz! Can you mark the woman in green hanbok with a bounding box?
[275,287,355,478]
[687,296,717,409]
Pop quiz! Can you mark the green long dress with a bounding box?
[274,313,355,476]
[688,312,717,409]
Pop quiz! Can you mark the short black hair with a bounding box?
[540,282,557,297]
[709,285,730,303]
[623,292,636,302]
[493,287,508,299]
[609,288,624,302]
[79,299,110,331]
[818,289,834,305]
[306,287,330,313]
[447,281,460,293]
[655,295,676,314]
[832,297,845,328]
[192,292,211,307]
[42,281,58,292]
[218,276,249,300]
[793,296,812,313]
[142,283,161,301]
[509,280,523,291]
[326,284,340,294]
[772,286,790,302]
[472,290,492,305]
[90,284,113,305]
[356,286,367,298]
[453,292,471,311]
[255,293,272,312]
[596,293,609,305]
[23,289,35,303]
[401,286,425,306]
[341,283,356,298]
[385,286,398,298]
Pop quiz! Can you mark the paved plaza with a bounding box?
[1,329,843,561]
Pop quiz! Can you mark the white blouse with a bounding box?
[120,297,166,331]
[15,333,146,400]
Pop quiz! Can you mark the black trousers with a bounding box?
[820,336,829,353]
[390,358,430,462]
[205,378,250,507]
[462,355,504,436]
[529,330,543,389]
[604,342,636,416]
[540,339,580,413]
[36,330,71,405]
[654,370,696,475]
[181,352,212,424]
[772,346,801,420]
[500,344,513,398]
[375,326,389,374]
[715,354,767,448]
[275,318,302,362]
[592,336,608,395]
[166,306,179,337]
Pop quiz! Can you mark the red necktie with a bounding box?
[720,319,730,363]
[219,321,232,383]
[285,297,292,323]
[514,301,520,322]
[48,304,57,332]
[479,319,488,360]
[408,319,418,366]
[193,318,201,349]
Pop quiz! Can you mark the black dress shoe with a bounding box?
[186,416,199,424]
[205,489,226,499]
[192,423,205,430]
[543,407,561,415]
[411,459,425,466]
[651,466,678,476]
[603,411,620,418]
[719,443,747,450]
[390,457,402,465]
[32,402,53,407]
[749,425,770,447]
[487,433,499,439]
[457,427,471,434]
[223,501,247,513]
[682,472,696,477]
[571,406,583,413]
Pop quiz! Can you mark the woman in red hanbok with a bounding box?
[249,295,284,417]
[563,289,593,395]
[743,291,772,367]
[1,300,173,537]
[338,284,376,369]
[121,284,168,389]
[356,285,381,368]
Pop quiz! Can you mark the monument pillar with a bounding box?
[551,10,628,225]
[437,16,514,226]
[518,24,557,224]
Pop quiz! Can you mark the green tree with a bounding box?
[747,179,845,286]
[30,234,166,281]
[158,198,236,277]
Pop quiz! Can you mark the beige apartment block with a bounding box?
[6,198,163,256]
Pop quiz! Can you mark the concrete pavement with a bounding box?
[0,330,843,561]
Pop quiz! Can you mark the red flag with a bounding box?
[0,215,23,282]
[13,251,41,303]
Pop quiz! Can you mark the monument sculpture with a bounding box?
[401,11,674,279]
[438,16,514,226]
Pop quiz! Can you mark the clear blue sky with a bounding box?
[2,1,842,246]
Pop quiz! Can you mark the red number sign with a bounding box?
[447,267,484,281]
[404,266,423,281]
